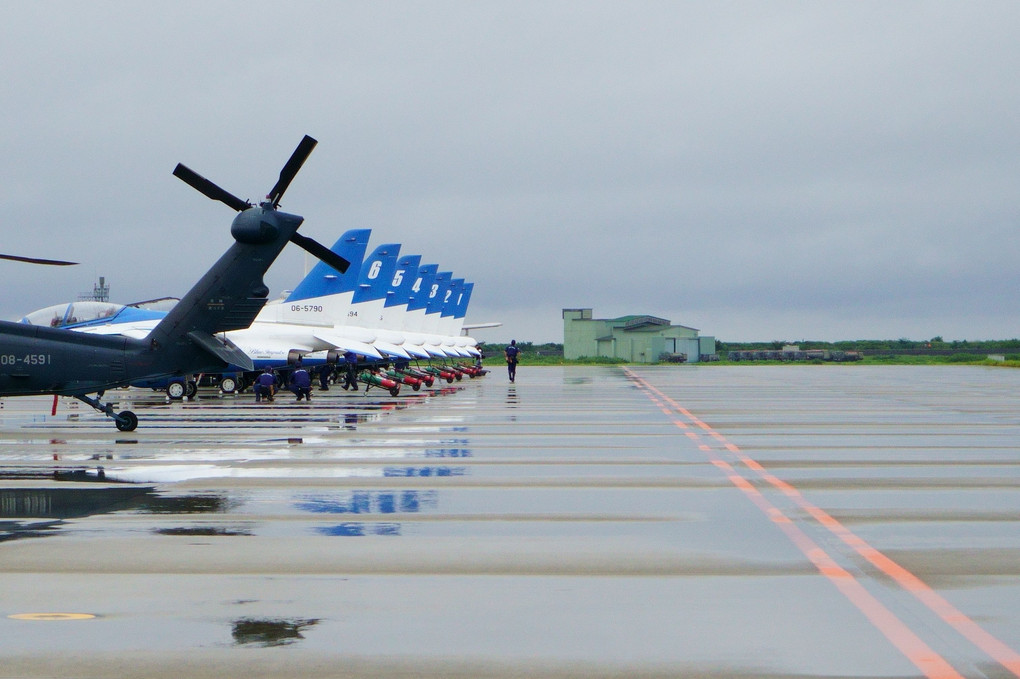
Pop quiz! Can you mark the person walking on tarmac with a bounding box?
[504,340,520,383]
[253,367,278,402]
[289,362,312,401]
[317,364,333,391]
[342,351,360,391]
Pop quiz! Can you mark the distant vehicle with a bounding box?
[0,135,350,429]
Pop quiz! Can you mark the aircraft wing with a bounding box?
[229,339,316,361]
[401,343,432,359]
[373,340,412,359]
[312,330,384,359]
[75,324,156,340]
[422,343,451,357]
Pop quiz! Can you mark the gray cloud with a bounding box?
[3,1,1018,343]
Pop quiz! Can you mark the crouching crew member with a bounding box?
[254,367,278,402]
[290,363,312,401]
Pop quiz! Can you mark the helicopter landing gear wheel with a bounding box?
[166,381,186,400]
[220,376,237,394]
[186,381,198,399]
[115,411,138,432]
[73,394,141,431]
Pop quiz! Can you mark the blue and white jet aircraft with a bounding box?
[20,230,491,394]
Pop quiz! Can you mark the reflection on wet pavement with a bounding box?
[295,489,439,515]
[0,475,157,542]
[231,617,320,647]
[154,526,253,537]
[0,468,245,542]
[314,523,401,536]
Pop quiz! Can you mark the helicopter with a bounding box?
[0,134,349,431]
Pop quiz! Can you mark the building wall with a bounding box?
[563,308,715,363]
[563,308,605,360]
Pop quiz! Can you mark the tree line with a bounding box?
[478,342,564,358]
[716,337,1020,357]
[479,338,1020,359]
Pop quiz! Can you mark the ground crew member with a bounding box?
[253,367,278,402]
[342,351,359,391]
[317,364,333,391]
[289,363,312,401]
[504,340,520,383]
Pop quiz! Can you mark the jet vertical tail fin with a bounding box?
[284,229,372,303]
[257,229,372,327]
[347,243,401,328]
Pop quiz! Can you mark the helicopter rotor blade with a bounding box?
[267,135,317,209]
[173,163,251,212]
[289,232,350,274]
[0,253,78,266]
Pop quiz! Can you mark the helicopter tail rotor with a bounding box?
[173,134,350,274]
[268,135,317,209]
[172,163,251,212]
[289,232,350,274]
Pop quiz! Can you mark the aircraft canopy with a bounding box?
[20,301,167,328]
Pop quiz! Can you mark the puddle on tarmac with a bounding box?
[154,525,254,537]
[231,617,320,647]
[0,470,238,542]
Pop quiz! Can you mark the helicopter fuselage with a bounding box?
[0,319,226,397]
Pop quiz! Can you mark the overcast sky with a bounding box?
[3,1,1018,343]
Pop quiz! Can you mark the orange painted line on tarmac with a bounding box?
[714,427,1020,677]
[793,491,1020,677]
[625,369,967,679]
[625,368,1020,679]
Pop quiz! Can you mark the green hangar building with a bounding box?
[562,308,717,363]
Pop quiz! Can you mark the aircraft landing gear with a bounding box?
[74,393,138,432]
[115,411,139,432]
[166,381,186,399]
[166,379,198,400]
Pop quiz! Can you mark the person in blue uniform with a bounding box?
[504,340,520,383]
[253,367,278,402]
[317,364,334,391]
[289,363,312,401]
[342,351,359,391]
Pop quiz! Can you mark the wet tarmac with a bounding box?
[1,365,1019,678]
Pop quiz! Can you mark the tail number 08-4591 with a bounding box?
[1,354,52,366]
